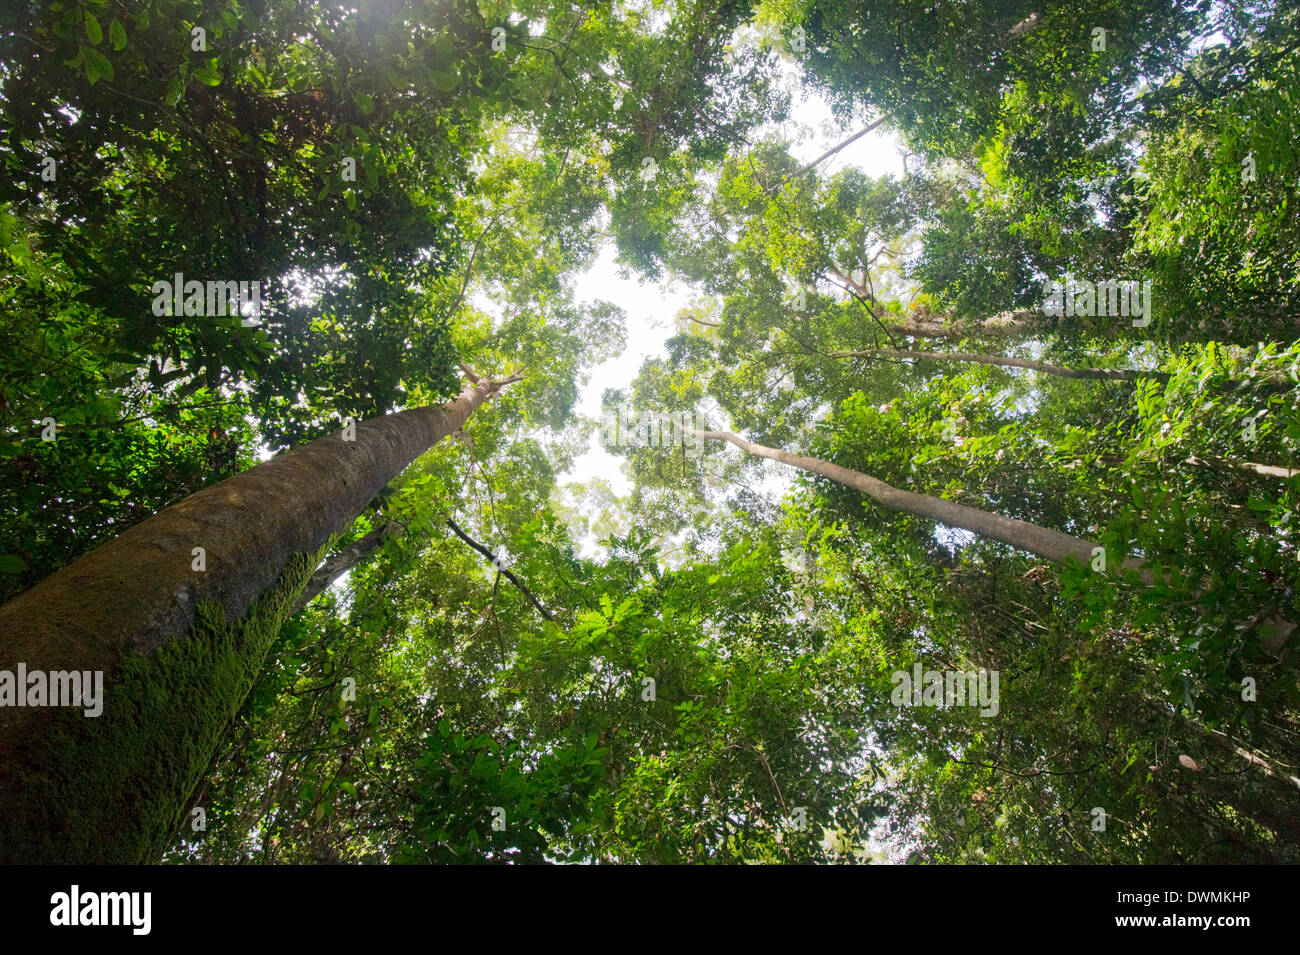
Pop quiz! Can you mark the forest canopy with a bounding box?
[0,0,1297,865]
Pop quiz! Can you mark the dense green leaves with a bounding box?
[3,0,1298,864]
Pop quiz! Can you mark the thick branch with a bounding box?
[0,372,522,862]
[829,266,872,300]
[830,346,1170,383]
[687,428,1151,582]
[1185,455,1300,481]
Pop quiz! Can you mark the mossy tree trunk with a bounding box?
[0,374,518,863]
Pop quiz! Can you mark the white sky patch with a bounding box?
[563,247,696,493]
[255,77,906,555]
[559,82,906,498]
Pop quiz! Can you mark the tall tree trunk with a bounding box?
[831,346,1170,383]
[0,372,519,863]
[690,428,1150,579]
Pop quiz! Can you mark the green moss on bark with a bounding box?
[0,544,328,864]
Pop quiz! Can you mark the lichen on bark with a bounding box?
[0,542,330,864]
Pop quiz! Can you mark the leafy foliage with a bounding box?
[3,0,1298,864]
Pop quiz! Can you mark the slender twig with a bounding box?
[788,116,889,180]
[445,517,555,622]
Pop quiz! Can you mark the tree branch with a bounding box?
[685,426,1153,582]
[789,115,890,180]
[829,346,1170,382]
[445,517,555,621]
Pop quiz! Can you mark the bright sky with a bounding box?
[562,77,905,494]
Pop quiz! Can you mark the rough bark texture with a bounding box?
[0,376,513,862]
[692,428,1150,579]
[833,346,1170,383]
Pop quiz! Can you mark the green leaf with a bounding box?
[109,19,127,51]
[193,65,223,86]
[0,555,28,575]
[82,46,113,84]
[85,12,103,46]
[165,74,184,105]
